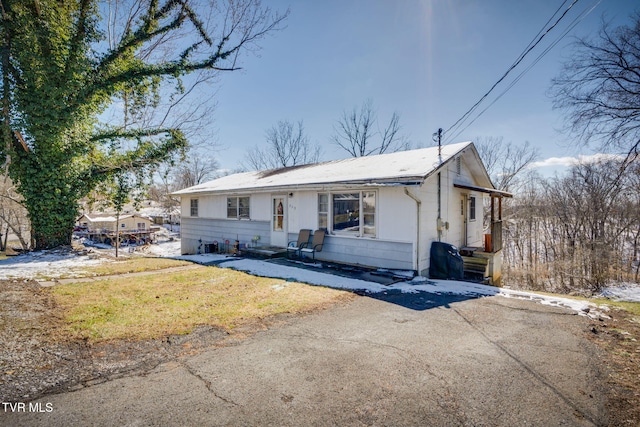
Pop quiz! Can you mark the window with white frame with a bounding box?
[318,191,376,237]
[227,196,250,219]
[318,194,328,230]
[190,198,198,217]
[362,191,376,236]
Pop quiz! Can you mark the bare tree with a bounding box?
[502,155,640,294]
[552,13,640,158]
[144,154,219,227]
[173,155,220,189]
[0,174,30,251]
[475,137,539,192]
[331,100,408,157]
[245,120,321,170]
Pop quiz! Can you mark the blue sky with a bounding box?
[198,0,637,173]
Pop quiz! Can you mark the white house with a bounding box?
[173,142,511,283]
[77,213,152,233]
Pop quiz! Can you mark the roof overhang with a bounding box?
[454,183,513,198]
[172,178,426,196]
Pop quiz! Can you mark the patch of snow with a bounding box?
[81,240,114,250]
[175,253,238,263]
[271,283,289,291]
[218,259,390,292]
[0,250,110,280]
[145,240,182,257]
[600,282,640,303]
[496,288,610,319]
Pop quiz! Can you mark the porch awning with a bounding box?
[454,183,513,198]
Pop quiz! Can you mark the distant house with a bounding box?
[173,142,511,284]
[77,214,152,233]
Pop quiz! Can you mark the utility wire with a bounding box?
[443,0,580,143]
[446,0,602,143]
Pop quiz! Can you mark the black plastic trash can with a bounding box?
[429,241,464,280]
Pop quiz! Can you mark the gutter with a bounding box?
[404,188,422,273]
[172,180,425,197]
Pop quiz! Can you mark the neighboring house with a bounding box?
[173,142,511,283]
[77,214,153,232]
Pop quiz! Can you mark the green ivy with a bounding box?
[0,0,279,249]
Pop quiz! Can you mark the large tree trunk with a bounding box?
[21,174,78,250]
[29,205,75,249]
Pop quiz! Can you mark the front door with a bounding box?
[271,195,288,247]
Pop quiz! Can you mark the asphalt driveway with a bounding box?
[3,293,607,426]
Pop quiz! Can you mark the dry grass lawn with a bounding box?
[52,265,351,342]
[67,256,193,277]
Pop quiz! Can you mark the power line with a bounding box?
[445,0,602,143]
[442,0,582,143]
[444,0,578,141]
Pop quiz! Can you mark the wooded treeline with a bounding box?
[501,157,640,294]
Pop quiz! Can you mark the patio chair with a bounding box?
[286,229,311,259]
[300,230,325,262]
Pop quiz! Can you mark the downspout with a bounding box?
[437,172,442,242]
[404,188,421,274]
[434,128,443,243]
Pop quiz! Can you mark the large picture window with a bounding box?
[227,196,250,219]
[333,193,360,233]
[318,191,376,237]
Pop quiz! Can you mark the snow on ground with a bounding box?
[601,283,640,303]
[218,258,390,293]
[2,240,638,318]
[145,239,182,257]
[0,250,109,280]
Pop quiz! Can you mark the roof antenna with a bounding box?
[433,128,443,163]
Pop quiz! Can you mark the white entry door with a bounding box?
[271,195,288,247]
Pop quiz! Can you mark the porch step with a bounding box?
[462,255,489,276]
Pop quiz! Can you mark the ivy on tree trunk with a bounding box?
[0,0,286,249]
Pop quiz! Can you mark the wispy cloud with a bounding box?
[528,153,624,169]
